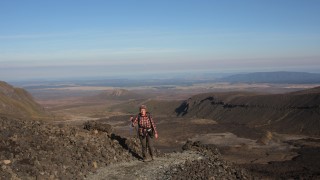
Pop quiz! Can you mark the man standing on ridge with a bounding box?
[131,105,158,162]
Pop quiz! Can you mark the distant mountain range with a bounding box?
[11,72,320,91]
[218,71,320,84]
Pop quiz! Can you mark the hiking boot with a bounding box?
[143,157,152,162]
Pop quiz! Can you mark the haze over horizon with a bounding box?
[1,0,320,81]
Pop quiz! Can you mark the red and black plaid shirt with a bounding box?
[132,113,158,136]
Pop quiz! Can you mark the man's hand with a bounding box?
[155,134,158,139]
[129,116,134,127]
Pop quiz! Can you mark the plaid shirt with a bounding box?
[132,113,158,137]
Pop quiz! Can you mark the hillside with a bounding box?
[0,81,48,118]
[219,71,320,84]
[0,114,253,179]
[175,86,320,136]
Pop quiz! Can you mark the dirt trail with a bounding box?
[87,151,204,180]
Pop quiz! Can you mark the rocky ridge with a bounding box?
[175,87,320,136]
[0,115,140,179]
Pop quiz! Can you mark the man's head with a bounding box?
[140,105,147,115]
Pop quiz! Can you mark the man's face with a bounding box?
[140,108,146,115]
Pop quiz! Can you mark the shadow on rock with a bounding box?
[110,133,142,160]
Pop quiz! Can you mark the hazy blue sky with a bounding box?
[1,0,320,81]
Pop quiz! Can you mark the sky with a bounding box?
[1,0,320,81]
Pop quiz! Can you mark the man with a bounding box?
[131,105,158,162]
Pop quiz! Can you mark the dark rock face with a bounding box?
[175,88,320,136]
[0,115,140,179]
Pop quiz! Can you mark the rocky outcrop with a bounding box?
[168,141,252,179]
[0,115,140,179]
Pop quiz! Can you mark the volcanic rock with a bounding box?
[169,140,252,179]
[0,115,139,179]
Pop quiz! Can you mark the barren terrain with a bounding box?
[2,81,319,179]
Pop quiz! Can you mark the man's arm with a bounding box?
[149,115,158,138]
[131,115,138,127]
